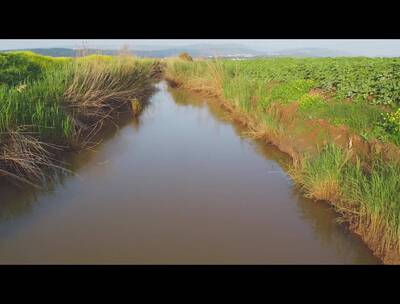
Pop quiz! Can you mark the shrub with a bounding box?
[270,79,316,104]
[0,52,43,86]
[178,52,193,62]
[298,94,326,111]
[378,108,400,143]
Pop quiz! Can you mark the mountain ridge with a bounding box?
[0,46,359,58]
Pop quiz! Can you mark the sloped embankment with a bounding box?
[165,58,400,264]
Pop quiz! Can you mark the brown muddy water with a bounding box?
[0,82,379,264]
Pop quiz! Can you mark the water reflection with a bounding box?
[0,182,37,221]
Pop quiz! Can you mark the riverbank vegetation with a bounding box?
[165,57,400,264]
[0,51,163,187]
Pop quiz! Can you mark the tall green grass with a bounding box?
[294,144,400,255]
[0,63,75,142]
[0,52,162,186]
[343,157,400,234]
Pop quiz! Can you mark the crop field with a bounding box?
[165,57,400,263]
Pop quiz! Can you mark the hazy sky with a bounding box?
[1,39,400,56]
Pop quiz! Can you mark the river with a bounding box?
[0,82,379,264]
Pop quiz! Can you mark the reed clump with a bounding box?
[0,52,163,187]
[130,98,142,116]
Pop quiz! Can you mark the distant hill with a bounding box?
[0,46,354,58]
[0,48,114,57]
[0,45,261,58]
[269,48,353,58]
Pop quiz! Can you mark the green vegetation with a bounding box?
[380,108,400,144]
[0,51,70,86]
[166,57,400,263]
[0,65,74,143]
[167,58,400,143]
[0,51,162,186]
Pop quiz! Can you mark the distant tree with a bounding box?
[178,52,193,61]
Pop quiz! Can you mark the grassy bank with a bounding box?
[165,57,400,264]
[0,51,163,187]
